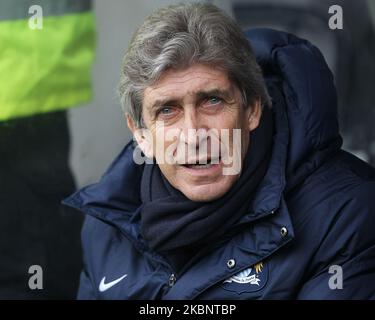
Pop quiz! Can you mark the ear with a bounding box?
[126,114,153,158]
[247,97,262,131]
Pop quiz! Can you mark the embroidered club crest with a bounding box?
[221,262,268,294]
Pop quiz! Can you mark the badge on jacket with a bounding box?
[221,262,268,294]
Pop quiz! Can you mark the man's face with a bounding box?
[128,64,261,202]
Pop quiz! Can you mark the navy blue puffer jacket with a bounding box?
[64,29,375,299]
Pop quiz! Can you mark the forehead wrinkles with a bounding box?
[146,68,230,95]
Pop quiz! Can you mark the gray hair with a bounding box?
[118,2,271,128]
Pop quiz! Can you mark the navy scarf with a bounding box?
[140,107,274,269]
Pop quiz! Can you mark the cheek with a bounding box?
[152,127,181,164]
[158,162,176,177]
[213,113,237,129]
[212,106,244,130]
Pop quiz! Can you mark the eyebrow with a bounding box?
[148,87,234,113]
[196,88,233,101]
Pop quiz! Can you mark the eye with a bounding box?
[201,96,224,112]
[156,106,178,119]
[206,96,223,106]
[160,107,173,114]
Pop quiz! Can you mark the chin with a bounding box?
[159,162,241,202]
[179,180,235,202]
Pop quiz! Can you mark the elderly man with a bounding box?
[64,3,375,299]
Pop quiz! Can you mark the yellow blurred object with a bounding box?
[0,1,95,121]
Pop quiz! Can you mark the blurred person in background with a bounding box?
[0,0,95,299]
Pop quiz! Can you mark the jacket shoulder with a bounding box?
[289,150,375,208]
[287,149,375,258]
[291,150,375,230]
[290,152,375,299]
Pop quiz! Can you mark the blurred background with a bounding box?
[0,0,374,299]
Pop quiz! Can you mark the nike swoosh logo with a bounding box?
[99,274,127,292]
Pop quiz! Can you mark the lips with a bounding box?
[180,156,221,168]
[183,163,216,169]
[178,156,222,177]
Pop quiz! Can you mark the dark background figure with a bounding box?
[0,112,83,298]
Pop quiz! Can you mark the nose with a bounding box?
[175,107,213,164]
[179,108,208,145]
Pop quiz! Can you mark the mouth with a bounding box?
[183,163,215,169]
[179,157,222,175]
